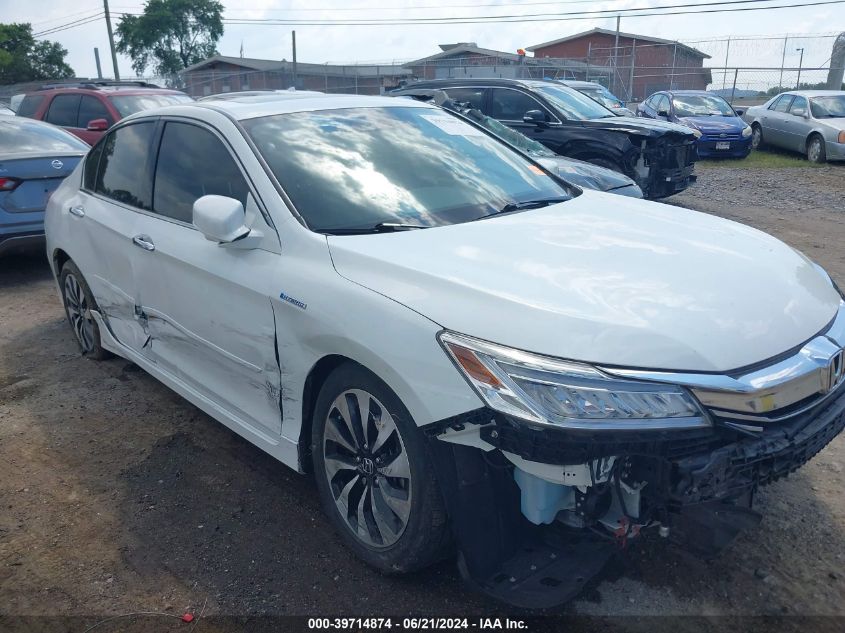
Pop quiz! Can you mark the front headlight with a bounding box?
[439,331,708,430]
[741,125,752,138]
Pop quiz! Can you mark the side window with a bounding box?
[489,88,546,121]
[16,94,45,119]
[78,95,113,128]
[771,95,794,112]
[444,88,485,110]
[656,95,670,113]
[83,140,105,191]
[644,95,656,108]
[788,95,808,116]
[95,122,156,209]
[45,94,81,127]
[153,122,249,224]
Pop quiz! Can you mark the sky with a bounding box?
[2,0,842,79]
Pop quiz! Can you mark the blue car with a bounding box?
[1,117,87,257]
[637,90,753,159]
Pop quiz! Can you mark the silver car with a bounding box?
[743,90,845,163]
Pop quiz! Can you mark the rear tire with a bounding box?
[311,362,451,574]
[807,134,826,164]
[59,261,111,360]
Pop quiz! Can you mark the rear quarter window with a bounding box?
[16,95,45,119]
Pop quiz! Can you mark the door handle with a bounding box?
[132,235,155,251]
[69,205,85,217]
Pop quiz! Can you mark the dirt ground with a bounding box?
[1,161,844,631]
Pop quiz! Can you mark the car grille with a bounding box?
[700,132,742,141]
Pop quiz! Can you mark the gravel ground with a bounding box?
[1,159,844,632]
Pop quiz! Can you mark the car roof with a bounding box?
[27,85,187,97]
[787,90,845,97]
[123,93,434,122]
[558,80,603,89]
[402,78,559,90]
[667,90,714,95]
[198,89,325,102]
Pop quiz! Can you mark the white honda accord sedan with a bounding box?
[46,94,845,607]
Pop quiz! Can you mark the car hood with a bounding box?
[537,156,641,196]
[583,116,696,139]
[679,115,746,133]
[327,192,841,372]
[816,117,845,131]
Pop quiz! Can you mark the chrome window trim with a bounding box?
[599,300,845,421]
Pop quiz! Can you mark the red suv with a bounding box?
[17,81,193,145]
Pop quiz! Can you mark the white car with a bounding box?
[45,94,845,608]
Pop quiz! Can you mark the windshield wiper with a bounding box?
[319,222,428,235]
[477,197,569,221]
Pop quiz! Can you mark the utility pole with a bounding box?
[291,30,298,90]
[613,15,621,94]
[778,36,788,89]
[103,0,120,80]
[723,37,731,89]
[795,47,805,89]
[94,48,103,79]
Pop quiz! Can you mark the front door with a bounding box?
[129,120,284,439]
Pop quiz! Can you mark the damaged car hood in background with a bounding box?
[328,191,841,372]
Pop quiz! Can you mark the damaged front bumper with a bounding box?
[426,382,845,608]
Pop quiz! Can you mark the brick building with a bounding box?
[406,43,609,83]
[526,28,712,100]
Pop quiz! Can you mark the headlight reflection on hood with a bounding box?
[439,331,709,430]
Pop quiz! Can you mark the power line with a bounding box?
[33,13,105,37]
[213,0,845,25]
[30,6,104,27]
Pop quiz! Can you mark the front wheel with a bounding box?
[807,135,826,164]
[311,363,451,573]
[59,261,110,360]
[750,124,763,150]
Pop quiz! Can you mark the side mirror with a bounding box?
[657,109,670,119]
[792,108,807,118]
[86,118,109,131]
[734,108,745,116]
[193,195,250,244]
[523,109,547,125]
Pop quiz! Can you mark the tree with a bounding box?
[115,0,224,77]
[0,23,74,84]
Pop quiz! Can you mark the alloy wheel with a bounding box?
[808,138,822,163]
[751,126,762,150]
[64,273,95,353]
[322,388,412,548]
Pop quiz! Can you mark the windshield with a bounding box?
[809,95,845,118]
[109,93,193,117]
[533,84,615,120]
[672,94,735,117]
[0,119,89,153]
[461,109,554,157]
[242,106,572,233]
[580,87,622,109]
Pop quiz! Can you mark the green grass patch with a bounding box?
[698,148,818,169]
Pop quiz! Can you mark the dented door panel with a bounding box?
[129,214,284,439]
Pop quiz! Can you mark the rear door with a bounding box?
[763,94,794,147]
[44,94,83,141]
[69,121,157,351]
[128,119,283,438]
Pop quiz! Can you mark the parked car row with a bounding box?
[35,90,845,609]
[394,79,699,199]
